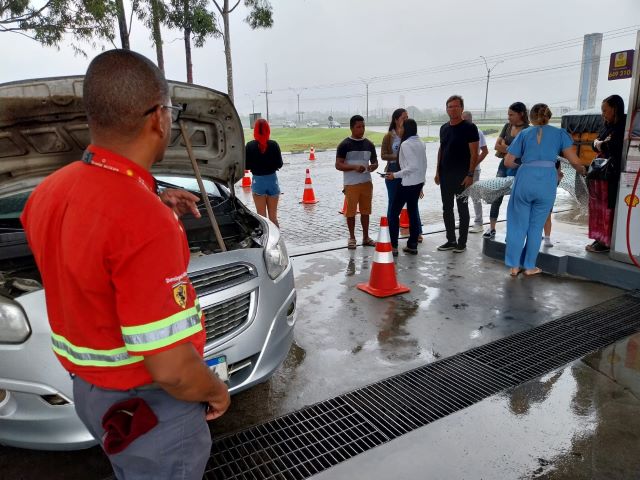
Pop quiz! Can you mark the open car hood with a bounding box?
[0,76,245,195]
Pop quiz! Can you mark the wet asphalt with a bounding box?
[1,148,638,479]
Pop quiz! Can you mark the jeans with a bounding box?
[388,183,424,249]
[440,176,469,246]
[472,169,483,225]
[385,177,401,219]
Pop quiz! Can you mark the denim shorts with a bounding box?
[252,173,280,196]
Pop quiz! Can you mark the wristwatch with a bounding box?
[466,171,474,177]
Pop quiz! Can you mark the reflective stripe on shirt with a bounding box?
[51,333,143,367]
[120,300,203,353]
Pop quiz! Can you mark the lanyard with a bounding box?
[81,148,156,194]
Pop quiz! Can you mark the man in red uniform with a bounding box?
[21,50,229,479]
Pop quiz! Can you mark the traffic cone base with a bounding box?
[300,168,319,204]
[357,216,410,298]
[399,208,410,228]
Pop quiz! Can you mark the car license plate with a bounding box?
[206,355,228,382]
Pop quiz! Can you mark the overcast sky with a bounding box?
[2,0,640,117]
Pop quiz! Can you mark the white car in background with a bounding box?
[0,77,296,451]
[305,121,319,127]
[282,120,296,128]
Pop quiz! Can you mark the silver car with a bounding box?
[0,77,296,450]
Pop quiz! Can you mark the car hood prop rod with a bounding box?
[178,120,227,252]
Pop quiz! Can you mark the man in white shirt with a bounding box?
[462,111,489,233]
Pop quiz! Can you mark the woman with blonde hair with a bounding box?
[504,104,586,276]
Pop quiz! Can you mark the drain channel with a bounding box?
[205,291,640,480]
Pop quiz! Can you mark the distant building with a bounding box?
[577,33,603,110]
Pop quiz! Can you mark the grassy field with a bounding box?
[244,128,438,151]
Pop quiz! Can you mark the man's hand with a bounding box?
[367,163,378,172]
[385,172,395,180]
[159,189,201,218]
[206,391,230,421]
[434,173,440,185]
[355,165,366,173]
[461,175,473,188]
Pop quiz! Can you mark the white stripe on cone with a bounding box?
[373,250,395,264]
[377,226,391,245]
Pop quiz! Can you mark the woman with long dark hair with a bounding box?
[586,94,626,253]
[504,104,585,276]
[245,119,283,227]
[381,108,408,217]
[483,102,530,239]
[386,119,427,255]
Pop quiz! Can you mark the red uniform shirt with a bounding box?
[21,145,205,390]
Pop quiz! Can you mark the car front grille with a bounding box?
[202,292,253,344]
[190,263,256,297]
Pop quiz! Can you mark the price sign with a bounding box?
[608,50,634,80]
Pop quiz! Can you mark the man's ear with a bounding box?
[146,106,166,138]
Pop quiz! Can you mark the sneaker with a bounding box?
[437,241,457,251]
[543,236,554,248]
[482,229,496,239]
[403,246,418,255]
[469,224,483,233]
[453,243,466,253]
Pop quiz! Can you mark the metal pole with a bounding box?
[484,71,490,119]
[178,120,227,252]
[297,93,300,123]
[366,83,369,122]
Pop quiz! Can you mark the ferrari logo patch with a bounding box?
[173,284,187,309]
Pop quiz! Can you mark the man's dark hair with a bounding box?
[350,115,365,129]
[83,50,169,138]
[446,95,464,109]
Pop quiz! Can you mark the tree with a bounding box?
[166,0,219,83]
[136,0,167,70]
[1,0,116,54]
[211,0,273,103]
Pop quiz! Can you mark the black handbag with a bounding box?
[586,157,614,181]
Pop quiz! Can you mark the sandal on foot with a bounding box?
[362,237,376,247]
[347,238,357,249]
[523,267,542,277]
[510,268,522,277]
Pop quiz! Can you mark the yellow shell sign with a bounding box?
[625,194,640,208]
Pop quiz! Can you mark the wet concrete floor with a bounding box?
[0,223,630,479]
[312,334,640,480]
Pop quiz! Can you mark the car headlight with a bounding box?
[263,222,289,280]
[0,297,31,344]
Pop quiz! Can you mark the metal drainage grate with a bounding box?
[205,291,640,480]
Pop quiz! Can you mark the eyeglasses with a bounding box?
[142,104,183,123]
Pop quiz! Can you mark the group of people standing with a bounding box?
[245,93,628,277]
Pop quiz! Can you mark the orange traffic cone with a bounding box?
[339,197,359,215]
[309,147,316,161]
[357,217,410,298]
[399,208,410,228]
[300,168,319,204]
[241,170,251,188]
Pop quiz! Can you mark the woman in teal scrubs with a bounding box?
[504,104,586,276]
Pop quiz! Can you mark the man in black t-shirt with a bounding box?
[435,95,479,252]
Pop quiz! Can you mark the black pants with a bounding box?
[388,183,423,249]
[440,177,469,246]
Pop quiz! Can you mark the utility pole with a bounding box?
[260,64,272,123]
[244,94,256,114]
[480,56,503,119]
[289,87,307,123]
[359,77,370,122]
